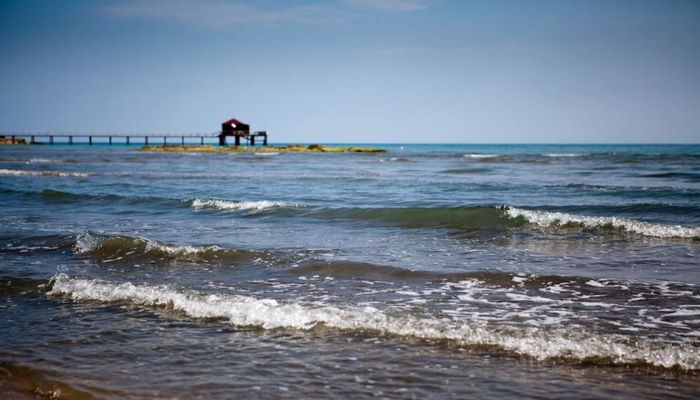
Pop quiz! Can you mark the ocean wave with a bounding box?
[638,172,700,182]
[505,207,700,239]
[73,231,260,265]
[542,153,587,157]
[463,153,500,159]
[311,206,513,232]
[12,188,184,208]
[309,205,700,239]
[442,167,491,174]
[47,274,700,370]
[0,168,90,177]
[288,261,589,287]
[191,198,304,212]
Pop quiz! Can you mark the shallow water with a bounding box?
[1,144,699,398]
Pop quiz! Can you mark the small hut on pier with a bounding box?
[218,118,267,146]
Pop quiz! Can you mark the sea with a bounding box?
[1,143,699,399]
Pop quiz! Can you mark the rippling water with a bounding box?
[1,144,699,398]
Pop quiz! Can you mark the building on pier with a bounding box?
[218,118,267,146]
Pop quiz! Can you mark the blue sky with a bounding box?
[1,0,699,143]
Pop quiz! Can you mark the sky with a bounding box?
[1,0,699,143]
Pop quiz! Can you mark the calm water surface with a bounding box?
[1,143,699,398]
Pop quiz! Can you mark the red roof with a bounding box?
[223,118,245,126]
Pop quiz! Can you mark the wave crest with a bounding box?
[74,232,258,265]
[191,198,303,212]
[0,168,90,177]
[47,274,700,370]
[506,207,700,239]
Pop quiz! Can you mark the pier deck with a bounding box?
[1,132,240,146]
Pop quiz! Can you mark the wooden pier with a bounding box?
[0,131,266,146]
[2,118,269,147]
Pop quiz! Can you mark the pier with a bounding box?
[1,117,269,147]
[0,132,221,146]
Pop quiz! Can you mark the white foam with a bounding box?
[463,153,499,159]
[505,207,700,238]
[191,198,302,212]
[74,232,102,254]
[28,158,65,163]
[47,274,700,370]
[0,168,90,177]
[543,153,586,157]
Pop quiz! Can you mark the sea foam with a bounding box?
[506,207,700,238]
[0,168,90,177]
[48,274,700,370]
[191,198,302,212]
[463,153,499,159]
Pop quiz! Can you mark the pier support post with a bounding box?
[201,137,204,145]
[68,136,72,145]
[109,136,112,145]
[31,135,35,144]
[49,136,54,144]
[181,136,184,145]
[11,135,15,144]
[126,136,130,145]
[163,136,167,145]
[89,136,93,145]
[144,136,148,145]
[251,136,255,146]
[263,134,267,146]
[234,135,240,146]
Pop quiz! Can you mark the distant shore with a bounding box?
[140,144,386,153]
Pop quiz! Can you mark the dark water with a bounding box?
[1,144,699,399]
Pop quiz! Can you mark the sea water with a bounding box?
[1,144,699,398]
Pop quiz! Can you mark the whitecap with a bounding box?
[47,274,700,370]
[74,231,221,256]
[0,168,90,177]
[191,198,302,212]
[463,153,499,159]
[505,206,700,238]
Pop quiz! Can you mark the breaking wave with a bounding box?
[543,153,586,157]
[308,205,700,239]
[73,231,261,265]
[0,168,90,177]
[191,198,304,212]
[47,274,700,370]
[463,153,500,159]
[505,207,700,239]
